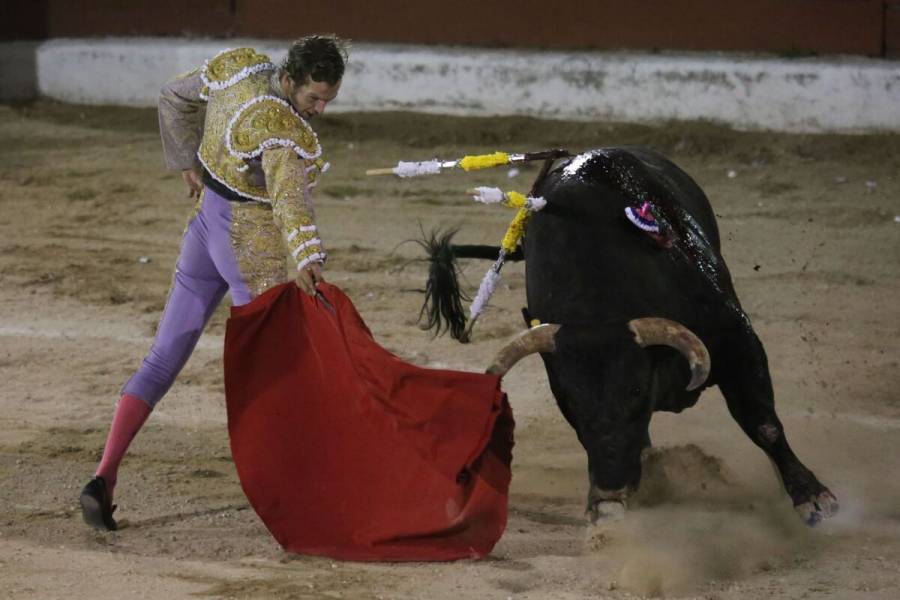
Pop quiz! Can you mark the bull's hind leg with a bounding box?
[718,329,838,525]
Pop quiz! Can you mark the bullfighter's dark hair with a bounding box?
[282,34,349,87]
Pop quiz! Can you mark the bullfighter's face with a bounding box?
[282,74,341,120]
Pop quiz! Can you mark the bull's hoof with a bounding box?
[795,490,839,526]
[586,500,626,525]
[584,501,627,552]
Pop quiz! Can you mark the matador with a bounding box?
[79,36,347,531]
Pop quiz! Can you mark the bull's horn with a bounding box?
[486,324,561,377]
[628,318,710,391]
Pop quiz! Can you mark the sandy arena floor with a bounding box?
[1,101,899,599]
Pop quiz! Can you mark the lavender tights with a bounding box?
[122,188,254,407]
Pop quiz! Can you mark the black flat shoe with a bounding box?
[80,476,118,531]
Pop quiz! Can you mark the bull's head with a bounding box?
[487,318,710,522]
[487,318,709,390]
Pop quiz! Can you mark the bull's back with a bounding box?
[524,147,728,327]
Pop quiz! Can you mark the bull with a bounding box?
[420,147,838,526]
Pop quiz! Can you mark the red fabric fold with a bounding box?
[224,283,514,561]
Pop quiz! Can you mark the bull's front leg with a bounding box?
[718,329,839,525]
[545,375,647,524]
[578,411,651,524]
[543,327,657,525]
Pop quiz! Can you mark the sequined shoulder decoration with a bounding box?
[200,48,275,92]
[226,96,322,161]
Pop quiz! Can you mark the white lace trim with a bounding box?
[305,161,330,174]
[200,48,275,91]
[200,48,233,87]
[225,95,322,162]
[297,252,326,270]
[291,238,323,259]
[287,225,319,242]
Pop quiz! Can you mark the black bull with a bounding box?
[420,147,838,526]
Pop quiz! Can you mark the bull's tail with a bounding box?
[417,229,523,342]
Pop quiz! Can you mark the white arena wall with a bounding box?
[2,38,899,133]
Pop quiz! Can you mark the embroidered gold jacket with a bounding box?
[158,47,327,270]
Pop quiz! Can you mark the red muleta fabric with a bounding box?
[224,283,514,561]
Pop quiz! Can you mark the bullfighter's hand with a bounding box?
[295,262,325,296]
[182,166,203,198]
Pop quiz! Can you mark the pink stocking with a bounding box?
[94,393,152,498]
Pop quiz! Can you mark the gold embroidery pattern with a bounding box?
[263,147,325,270]
[229,97,321,160]
[203,48,272,87]
[305,159,329,188]
[197,53,324,203]
[194,47,326,283]
[229,201,290,297]
[197,63,273,201]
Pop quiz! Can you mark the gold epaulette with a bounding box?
[201,48,275,92]
[227,96,322,161]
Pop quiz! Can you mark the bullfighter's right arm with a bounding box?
[227,96,327,271]
[158,69,208,171]
[262,147,326,272]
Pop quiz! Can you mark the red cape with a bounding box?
[224,283,514,561]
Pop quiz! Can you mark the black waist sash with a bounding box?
[202,169,259,203]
